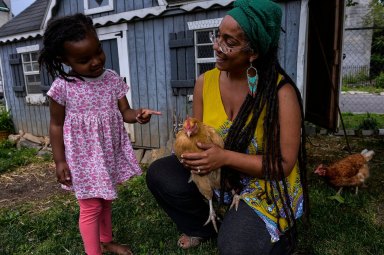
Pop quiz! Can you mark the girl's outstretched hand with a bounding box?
[136,108,162,124]
[56,161,72,187]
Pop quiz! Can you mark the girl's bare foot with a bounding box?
[101,241,133,255]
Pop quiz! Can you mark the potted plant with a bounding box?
[0,109,14,141]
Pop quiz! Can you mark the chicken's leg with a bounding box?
[203,199,218,233]
[229,191,242,211]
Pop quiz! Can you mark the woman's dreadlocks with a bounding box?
[220,43,309,250]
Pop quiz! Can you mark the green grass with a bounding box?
[341,113,384,129]
[341,85,384,94]
[0,140,42,174]
[301,136,384,255]
[0,136,383,254]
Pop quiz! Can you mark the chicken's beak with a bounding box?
[186,130,191,138]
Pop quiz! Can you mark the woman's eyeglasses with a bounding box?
[209,32,249,55]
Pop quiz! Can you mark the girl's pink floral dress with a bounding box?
[47,69,142,200]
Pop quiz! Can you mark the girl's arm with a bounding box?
[184,81,301,178]
[118,97,161,124]
[49,98,72,186]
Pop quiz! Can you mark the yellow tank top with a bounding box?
[202,68,304,242]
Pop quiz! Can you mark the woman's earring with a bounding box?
[247,62,258,98]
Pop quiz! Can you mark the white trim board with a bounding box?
[296,0,309,102]
[180,0,234,11]
[187,18,222,30]
[92,6,167,26]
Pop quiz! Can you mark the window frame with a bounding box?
[16,45,41,96]
[84,0,114,15]
[187,18,222,77]
[21,51,41,95]
[194,29,217,77]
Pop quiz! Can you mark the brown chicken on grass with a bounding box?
[314,149,374,202]
[173,117,224,232]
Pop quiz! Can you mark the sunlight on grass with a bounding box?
[341,112,384,129]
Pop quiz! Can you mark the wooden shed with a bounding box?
[0,0,345,149]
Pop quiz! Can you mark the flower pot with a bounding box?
[0,130,9,141]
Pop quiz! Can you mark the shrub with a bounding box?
[358,112,379,130]
[0,109,14,133]
[375,72,384,88]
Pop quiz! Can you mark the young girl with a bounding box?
[39,13,161,255]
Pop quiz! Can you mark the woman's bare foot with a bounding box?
[101,241,133,255]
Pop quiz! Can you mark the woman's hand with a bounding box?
[180,142,225,175]
[135,108,162,124]
[56,161,72,187]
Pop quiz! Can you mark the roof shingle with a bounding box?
[0,0,48,38]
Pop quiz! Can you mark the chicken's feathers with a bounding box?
[361,149,375,162]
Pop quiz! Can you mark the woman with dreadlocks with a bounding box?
[146,0,309,253]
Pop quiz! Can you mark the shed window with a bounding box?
[21,52,41,94]
[84,0,114,15]
[194,29,217,77]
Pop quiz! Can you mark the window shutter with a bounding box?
[9,53,26,97]
[169,31,195,96]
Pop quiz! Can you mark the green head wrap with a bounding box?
[227,0,282,56]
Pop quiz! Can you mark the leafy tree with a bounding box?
[346,0,358,7]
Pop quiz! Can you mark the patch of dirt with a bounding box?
[0,161,65,209]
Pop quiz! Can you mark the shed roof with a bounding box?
[0,0,234,43]
[0,0,47,38]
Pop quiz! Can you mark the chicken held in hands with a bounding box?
[314,149,374,202]
[173,117,224,232]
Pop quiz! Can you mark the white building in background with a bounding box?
[343,0,373,76]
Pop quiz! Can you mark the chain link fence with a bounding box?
[340,27,384,116]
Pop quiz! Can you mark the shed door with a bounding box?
[97,24,135,141]
[305,0,345,131]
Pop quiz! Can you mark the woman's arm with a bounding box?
[276,83,301,176]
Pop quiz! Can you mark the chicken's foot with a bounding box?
[203,199,218,233]
[229,193,242,211]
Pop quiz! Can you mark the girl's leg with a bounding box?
[99,199,132,255]
[99,199,113,243]
[78,198,103,255]
[146,155,216,238]
[217,200,292,255]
